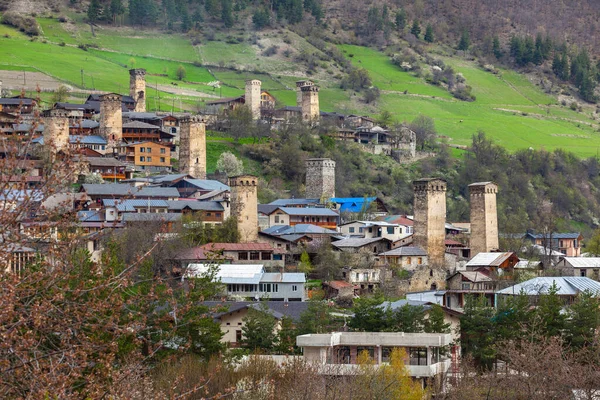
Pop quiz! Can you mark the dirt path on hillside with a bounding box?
[155,84,219,98]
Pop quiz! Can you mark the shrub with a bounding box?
[261,45,279,57]
[59,41,65,46]
[2,12,41,36]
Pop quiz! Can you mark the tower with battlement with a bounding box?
[42,109,70,155]
[229,175,258,242]
[179,116,206,179]
[99,93,122,152]
[469,182,499,256]
[245,79,261,120]
[305,158,336,200]
[295,80,313,106]
[413,178,447,268]
[301,85,320,122]
[129,69,146,113]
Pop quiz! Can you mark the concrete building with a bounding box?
[129,69,147,113]
[230,174,258,242]
[185,264,306,301]
[245,79,261,120]
[469,182,499,256]
[179,116,206,179]
[265,206,339,229]
[413,178,447,268]
[42,109,70,155]
[295,80,313,106]
[297,332,453,381]
[99,93,123,152]
[305,158,335,200]
[301,84,320,122]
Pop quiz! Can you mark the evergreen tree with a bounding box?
[552,52,565,79]
[252,8,270,29]
[533,46,544,65]
[204,0,219,18]
[390,305,425,332]
[424,304,451,333]
[349,295,389,331]
[458,29,470,52]
[87,0,102,22]
[534,282,567,338]
[395,9,407,31]
[221,0,234,28]
[276,316,297,354]
[560,50,570,80]
[492,35,503,59]
[493,293,531,342]
[297,298,336,334]
[410,19,421,38]
[192,8,204,28]
[180,7,191,32]
[287,0,304,24]
[461,295,496,369]
[565,292,600,349]
[109,0,125,24]
[424,24,434,43]
[241,305,278,351]
[578,70,596,102]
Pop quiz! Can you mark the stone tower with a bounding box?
[42,109,70,155]
[179,116,206,179]
[295,80,313,106]
[469,182,499,256]
[305,158,336,200]
[99,93,123,153]
[229,175,258,243]
[413,178,447,267]
[129,69,146,113]
[245,79,261,120]
[301,85,320,122]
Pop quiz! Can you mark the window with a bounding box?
[349,227,355,233]
[146,147,152,153]
[406,257,412,264]
[236,330,242,343]
[160,148,166,154]
[418,257,422,265]
[250,252,260,260]
[147,157,152,162]
[363,272,369,281]
[275,215,280,224]
[580,269,587,277]
[101,145,105,150]
[206,212,212,217]
[387,227,394,234]
[160,157,165,163]
[261,252,271,260]
[292,285,298,292]
[368,227,373,233]
[140,147,145,153]
[359,227,364,233]
[139,156,145,162]
[462,283,470,290]
[239,252,248,260]
[409,348,428,366]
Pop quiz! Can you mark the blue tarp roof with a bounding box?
[330,197,377,213]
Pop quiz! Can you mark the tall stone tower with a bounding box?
[413,178,447,267]
[229,175,259,243]
[42,109,70,155]
[245,79,261,120]
[99,93,123,153]
[179,116,206,179]
[129,69,146,113]
[305,158,336,200]
[295,80,313,106]
[469,182,499,256]
[301,85,320,122]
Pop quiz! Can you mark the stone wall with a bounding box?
[413,178,447,268]
[129,69,146,113]
[245,79,261,120]
[301,85,319,122]
[229,174,258,242]
[99,93,122,152]
[305,158,335,200]
[179,116,206,179]
[295,80,313,106]
[469,182,499,256]
[42,109,69,154]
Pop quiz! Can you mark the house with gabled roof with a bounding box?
[80,183,180,201]
[555,257,600,279]
[465,252,519,274]
[523,232,583,257]
[266,207,339,230]
[496,276,600,304]
[377,246,428,271]
[445,271,497,310]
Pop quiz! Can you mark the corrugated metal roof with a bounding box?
[332,237,388,248]
[103,199,169,211]
[379,246,426,256]
[122,120,159,129]
[269,198,320,206]
[497,277,600,296]
[454,271,493,283]
[186,263,264,284]
[183,179,230,191]
[77,210,103,222]
[529,232,582,239]
[201,243,275,251]
[69,135,106,145]
[261,273,306,283]
[466,252,514,267]
[166,200,223,211]
[382,299,432,310]
[275,207,339,217]
[122,213,181,222]
[561,257,600,269]
[82,183,180,198]
[261,224,338,236]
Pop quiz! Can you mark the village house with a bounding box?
[118,141,171,172]
[341,266,382,293]
[197,242,284,269]
[297,331,453,385]
[555,257,600,279]
[266,207,339,230]
[80,183,180,201]
[444,271,497,310]
[205,301,309,347]
[169,178,230,199]
[121,120,175,144]
[80,156,133,182]
[464,252,519,275]
[332,237,392,255]
[322,280,357,299]
[0,97,37,114]
[377,247,428,271]
[184,264,306,302]
[523,232,583,257]
[496,276,600,304]
[338,220,410,241]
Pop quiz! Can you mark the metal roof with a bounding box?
[204,301,310,322]
[379,246,427,256]
[186,264,264,284]
[103,199,169,211]
[261,224,338,236]
[381,299,432,310]
[123,112,163,121]
[260,272,306,283]
[181,179,230,191]
[166,200,223,211]
[122,120,159,129]
[77,210,104,222]
[451,271,493,283]
[269,198,320,206]
[201,242,275,252]
[274,207,339,217]
[332,237,389,248]
[497,277,600,296]
[560,257,600,269]
[528,232,582,239]
[122,213,182,222]
[82,183,180,198]
[466,252,515,267]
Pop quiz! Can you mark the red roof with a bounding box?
[386,215,413,226]
[200,242,275,252]
[445,239,464,246]
[326,280,354,290]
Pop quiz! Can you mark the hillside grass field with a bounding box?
[2,16,600,156]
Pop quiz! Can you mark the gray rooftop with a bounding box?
[122,213,182,222]
[274,207,339,217]
[379,246,427,256]
[497,277,600,296]
[332,237,389,248]
[82,183,180,198]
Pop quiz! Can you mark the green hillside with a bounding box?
[2,16,600,156]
